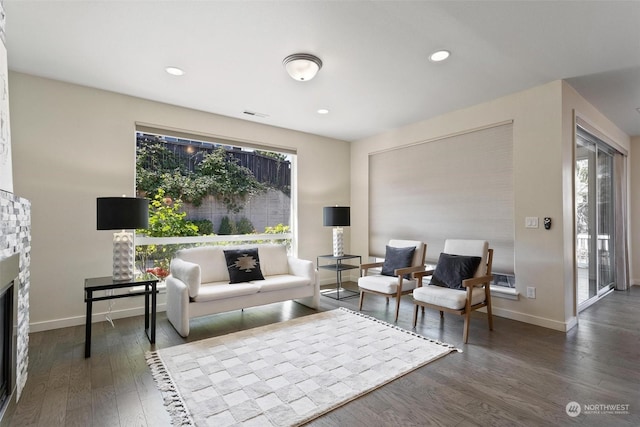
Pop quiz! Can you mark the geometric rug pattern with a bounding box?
[147,308,459,426]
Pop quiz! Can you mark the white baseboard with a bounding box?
[29,303,167,333]
[29,289,580,334]
[491,306,577,332]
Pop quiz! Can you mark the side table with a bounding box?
[317,254,361,300]
[84,273,158,358]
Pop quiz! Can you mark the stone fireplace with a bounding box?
[0,190,30,421]
[0,3,28,422]
[0,253,17,414]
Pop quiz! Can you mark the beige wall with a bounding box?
[351,80,631,331]
[9,72,351,331]
[630,136,640,285]
[9,71,633,333]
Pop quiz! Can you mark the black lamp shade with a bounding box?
[97,197,149,230]
[323,206,350,227]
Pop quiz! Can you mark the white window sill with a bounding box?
[490,285,519,300]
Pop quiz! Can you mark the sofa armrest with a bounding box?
[166,276,190,337]
[170,258,201,298]
[287,256,315,281]
[289,256,319,309]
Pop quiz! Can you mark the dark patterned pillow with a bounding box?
[431,253,481,290]
[381,245,416,278]
[223,248,265,284]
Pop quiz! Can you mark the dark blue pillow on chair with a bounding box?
[381,245,416,278]
[431,253,481,290]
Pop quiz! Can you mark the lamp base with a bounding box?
[332,227,344,257]
[113,231,135,281]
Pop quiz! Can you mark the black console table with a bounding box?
[317,254,361,300]
[84,274,158,358]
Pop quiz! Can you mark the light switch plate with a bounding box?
[525,217,539,228]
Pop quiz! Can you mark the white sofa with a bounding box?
[166,244,319,337]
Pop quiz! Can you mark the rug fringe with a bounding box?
[337,307,462,353]
[145,351,195,426]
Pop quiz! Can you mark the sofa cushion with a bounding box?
[177,246,229,283]
[257,244,289,276]
[413,285,485,310]
[358,274,416,294]
[381,245,415,277]
[431,253,481,290]
[254,274,311,292]
[224,248,265,284]
[193,282,261,302]
[170,258,201,298]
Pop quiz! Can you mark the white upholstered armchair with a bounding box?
[358,240,426,322]
[412,239,494,343]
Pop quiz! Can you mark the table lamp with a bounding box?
[323,206,350,257]
[97,197,149,281]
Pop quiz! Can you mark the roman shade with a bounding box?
[369,122,514,274]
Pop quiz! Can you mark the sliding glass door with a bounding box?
[575,127,616,309]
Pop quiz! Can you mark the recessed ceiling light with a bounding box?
[165,66,185,76]
[317,109,329,115]
[429,50,451,62]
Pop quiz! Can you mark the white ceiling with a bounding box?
[5,1,640,142]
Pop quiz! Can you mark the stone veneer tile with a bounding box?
[0,189,30,400]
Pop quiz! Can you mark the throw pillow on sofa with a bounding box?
[224,248,265,284]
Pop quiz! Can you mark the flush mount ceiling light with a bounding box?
[283,53,322,81]
[165,66,185,76]
[429,50,451,62]
[317,108,329,114]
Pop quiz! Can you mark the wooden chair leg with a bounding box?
[486,293,494,331]
[412,304,419,327]
[439,310,444,319]
[463,310,471,343]
[421,306,425,314]
[358,291,364,311]
[394,296,401,322]
[385,297,390,304]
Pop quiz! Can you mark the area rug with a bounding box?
[146,308,459,426]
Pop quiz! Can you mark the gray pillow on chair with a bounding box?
[381,245,416,278]
[431,252,481,290]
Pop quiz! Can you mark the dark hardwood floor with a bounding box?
[5,283,640,426]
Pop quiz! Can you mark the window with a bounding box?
[134,129,294,277]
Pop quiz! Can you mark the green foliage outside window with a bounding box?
[218,216,237,235]
[135,189,200,274]
[140,189,199,237]
[136,139,266,213]
[190,219,214,235]
[235,217,255,234]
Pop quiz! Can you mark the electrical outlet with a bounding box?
[526,286,536,299]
